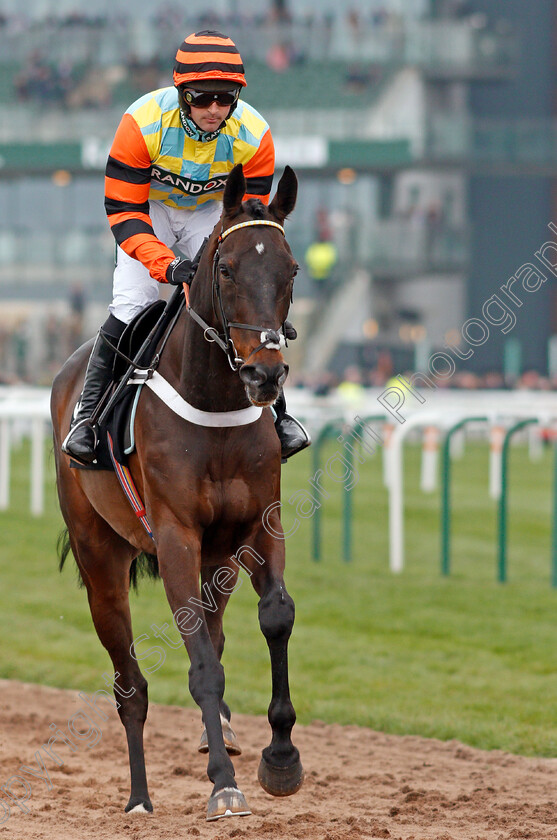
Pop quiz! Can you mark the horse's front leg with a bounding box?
[198,561,242,757]
[157,529,250,821]
[250,529,304,797]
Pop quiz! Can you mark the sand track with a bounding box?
[0,680,555,839]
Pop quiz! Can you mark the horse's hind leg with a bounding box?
[61,484,153,813]
[198,562,241,756]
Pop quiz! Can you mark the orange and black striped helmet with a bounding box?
[173,30,247,89]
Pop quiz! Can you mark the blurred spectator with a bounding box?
[316,207,333,242]
[310,370,338,396]
[65,67,112,109]
[425,200,443,262]
[5,3,478,112]
[15,50,80,108]
[268,0,292,24]
[12,321,29,381]
[337,365,366,409]
[517,370,544,390]
[126,55,162,93]
[45,312,62,368]
[266,42,292,72]
[376,350,394,383]
[452,371,481,389]
[367,367,389,388]
[304,239,338,298]
[68,283,86,352]
[0,303,98,385]
[482,371,504,389]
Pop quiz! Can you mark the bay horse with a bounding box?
[50,164,303,821]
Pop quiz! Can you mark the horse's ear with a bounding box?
[223,164,246,217]
[269,165,298,222]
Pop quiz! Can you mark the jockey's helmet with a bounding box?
[174,30,245,124]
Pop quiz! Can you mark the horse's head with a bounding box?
[214,163,298,407]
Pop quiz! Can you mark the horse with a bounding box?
[50,163,304,821]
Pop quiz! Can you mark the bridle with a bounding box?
[184,219,289,371]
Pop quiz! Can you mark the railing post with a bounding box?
[489,424,505,500]
[421,425,439,492]
[340,415,386,564]
[311,421,343,562]
[312,416,385,564]
[342,439,353,563]
[498,418,538,583]
[0,418,10,510]
[31,416,45,517]
[440,417,487,577]
[382,423,395,487]
[552,434,557,588]
[311,430,324,562]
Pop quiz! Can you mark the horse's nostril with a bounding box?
[239,365,268,387]
[240,363,288,391]
[277,364,289,389]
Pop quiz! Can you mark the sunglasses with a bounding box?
[182,88,239,108]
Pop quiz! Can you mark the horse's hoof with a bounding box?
[257,756,304,797]
[206,787,251,821]
[198,715,242,756]
[125,797,153,813]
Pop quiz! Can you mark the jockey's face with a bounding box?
[178,82,240,133]
[188,99,232,132]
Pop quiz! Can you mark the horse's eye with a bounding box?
[220,264,231,279]
[293,264,300,277]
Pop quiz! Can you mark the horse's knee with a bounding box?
[258,585,295,642]
[188,659,225,707]
[117,675,148,724]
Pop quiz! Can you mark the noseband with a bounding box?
[185,219,288,371]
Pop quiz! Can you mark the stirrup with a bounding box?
[277,414,311,463]
[61,418,99,466]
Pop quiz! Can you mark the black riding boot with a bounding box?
[62,314,126,465]
[273,390,311,462]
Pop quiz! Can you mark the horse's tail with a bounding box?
[57,528,73,574]
[129,553,160,592]
[57,528,159,592]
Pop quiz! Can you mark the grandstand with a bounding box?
[0,0,555,384]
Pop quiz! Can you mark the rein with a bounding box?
[184,219,287,371]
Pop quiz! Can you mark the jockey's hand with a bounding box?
[166,257,194,285]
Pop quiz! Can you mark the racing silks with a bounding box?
[104,86,275,283]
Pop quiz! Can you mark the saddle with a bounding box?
[71,287,184,471]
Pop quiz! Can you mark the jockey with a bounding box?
[62,30,310,466]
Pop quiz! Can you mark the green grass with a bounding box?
[1,436,557,757]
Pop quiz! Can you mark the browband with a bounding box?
[219,220,285,242]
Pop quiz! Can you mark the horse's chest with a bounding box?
[202,477,260,525]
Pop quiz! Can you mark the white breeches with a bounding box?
[109,199,222,324]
